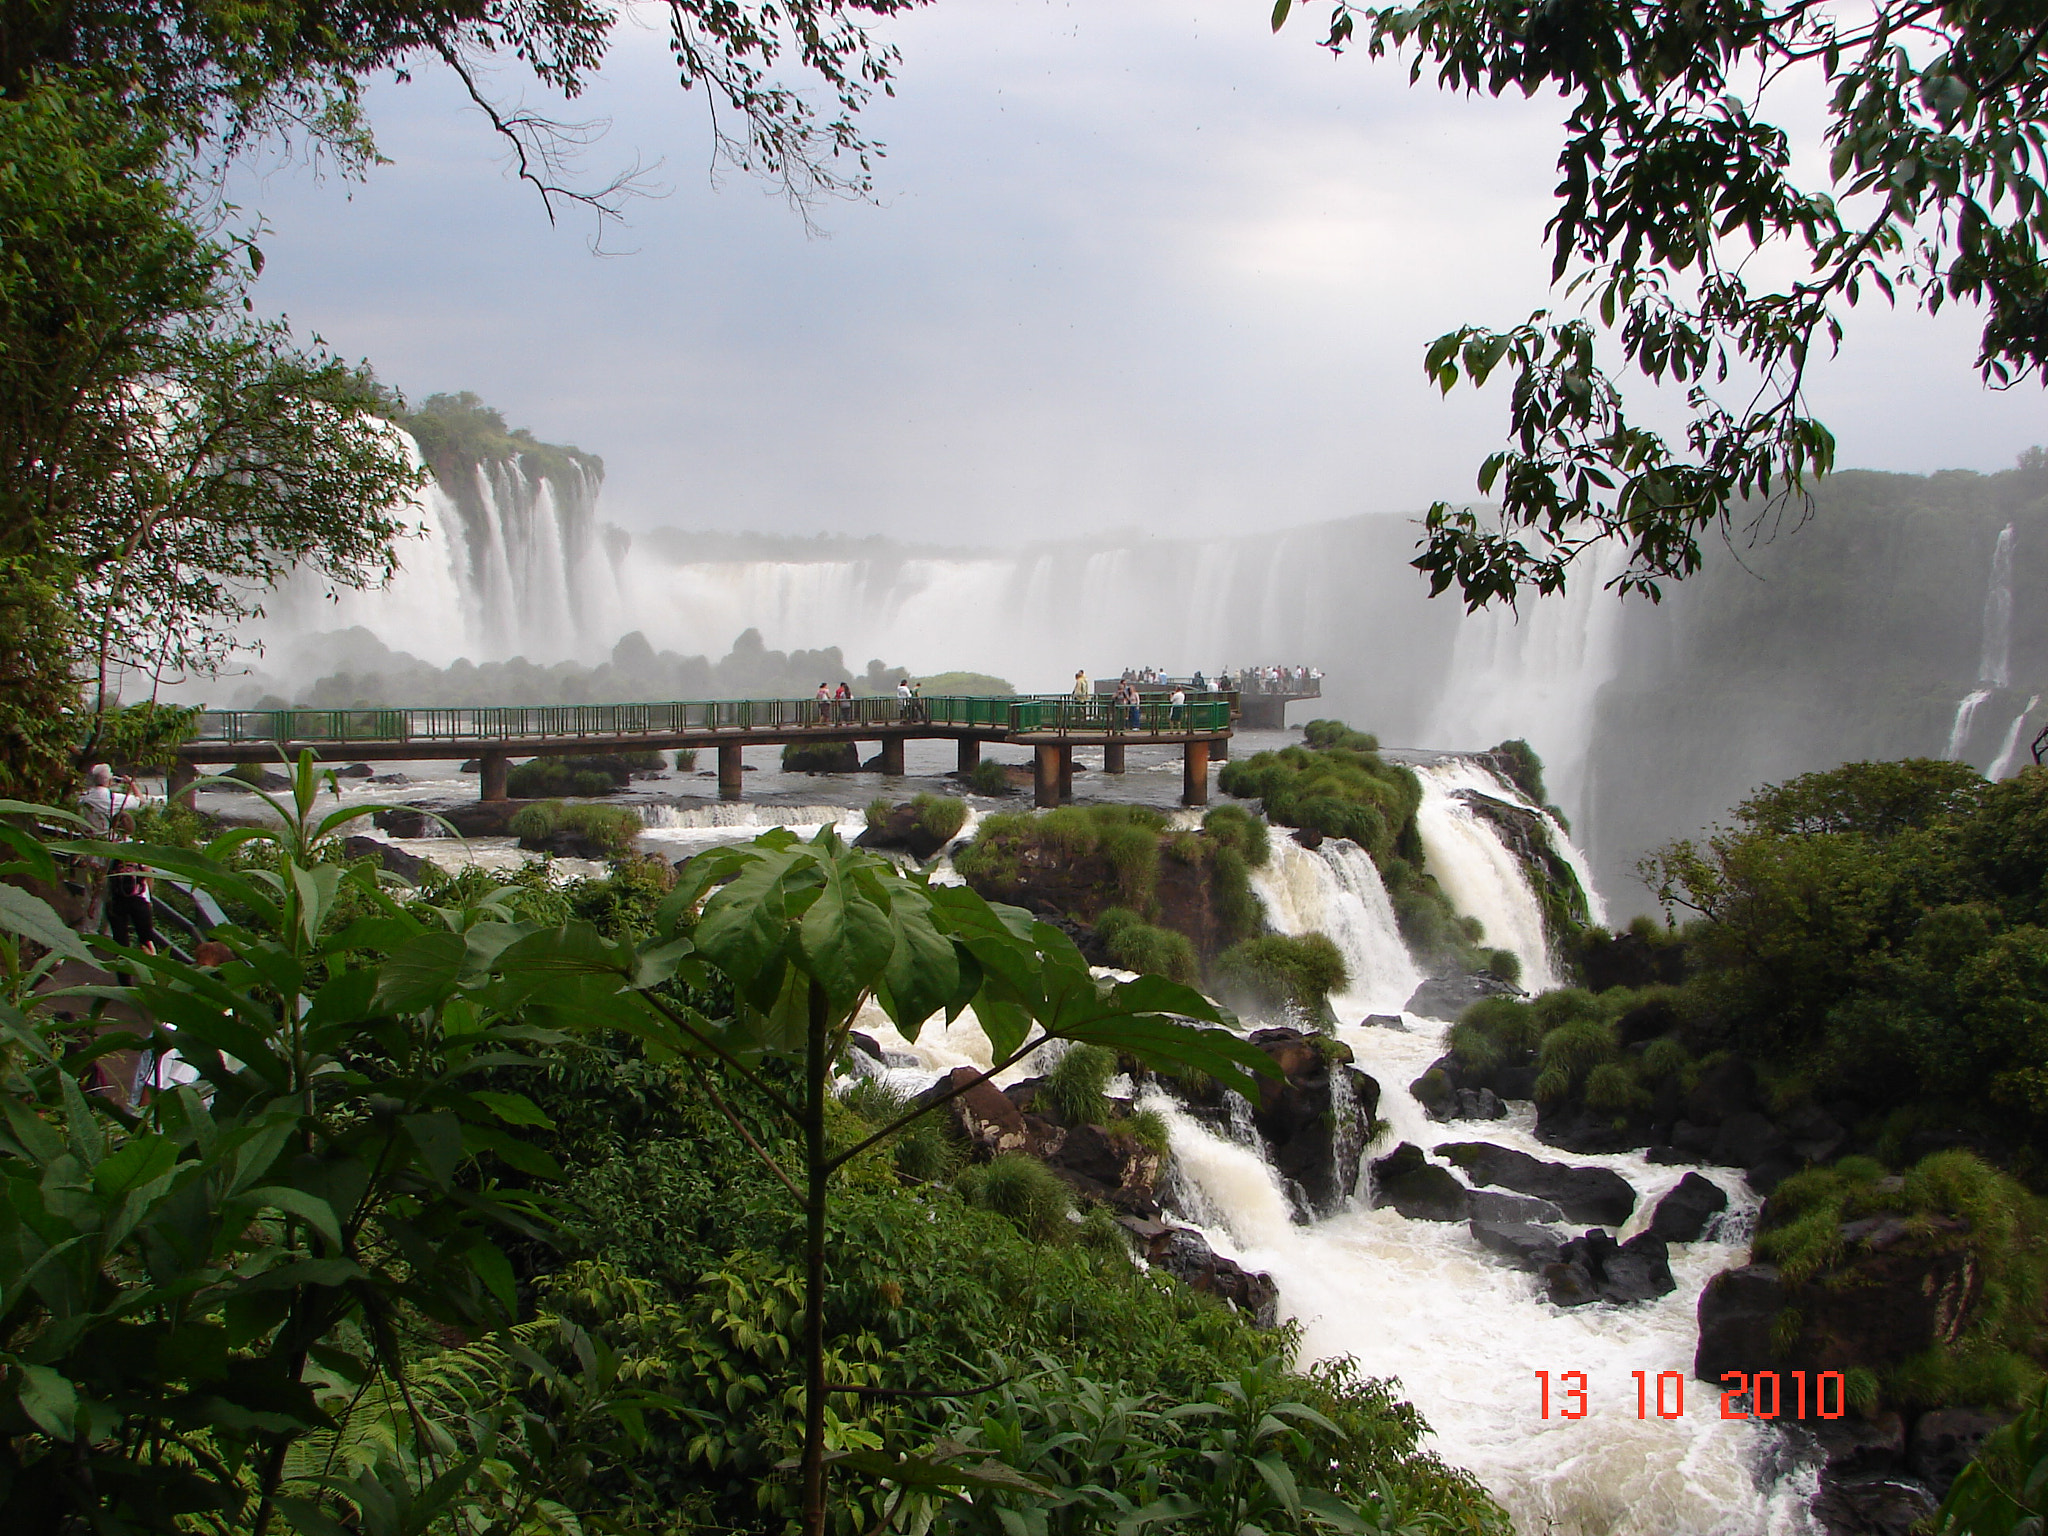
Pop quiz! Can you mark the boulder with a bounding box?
[855,802,956,860]
[1469,1188,1566,1225]
[1648,1172,1729,1243]
[1245,1027,1380,1218]
[1586,1230,1676,1303]
[1806,1413,1908,1479]
[1290,828,1324,850]
[340,835,430,883]
[1810,1476,1938,1536]
[367,772,413,786]
[1433,1142,1636,1226]
[1906,1408,2007,1498]
[1444,1086,1507,1121]
[1686,1057,1760,1125]
[1403,970,1523,1020]
[1711,1110,1788,1171]
[1694,1264,1787,1383]
[1790,1216,1981,1373]
[338,762,376,779]
[786,741,862,773]
[1371,1143,1470,1222]
[1543,1259,1601,1307]
[1042,1120,1165,1216]
[1130,1222,1280,1327]
[1779,1101,1848,1164]
[1469,1219,1564,1269]
[915,1066,1059,1160]
[1363,1013,1408,1031]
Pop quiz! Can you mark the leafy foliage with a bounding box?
[1213,935,1351,1027]
[1278,0,2048,605]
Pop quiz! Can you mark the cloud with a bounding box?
[226,0,2045,545]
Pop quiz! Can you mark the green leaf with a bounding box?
[814,1443,1052,1495]
[404,1111,466,1186]
[92,1136,178,1197]
[0,883,92,964]
[242,1186,344,1248]
[469,1090,554,1129]
[13,1362,80,1437]
[373,929,468,1013]
[799,852,896,1010]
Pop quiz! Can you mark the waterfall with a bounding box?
[1980,524,2016,689]
[1988,695,2041,780]
[1413,761,1562,991]
[1249,838,1421,1018]
[1945,688,1992,762]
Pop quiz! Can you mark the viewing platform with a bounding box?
[1095,672,1322,731]
[175,695,1234,808]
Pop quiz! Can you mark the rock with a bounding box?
[1648,1172,1729,1243]
[787,741,862,772]
[1588,1230,1676,1303]
[459,759,481,772]
[1445,1086,1506,1121]
[855,802,955,860]
[1245,1027,1379,1218]
[1370,1143,1470,1222]
[1403,970,1523,1020]
[217,768,292,791]
[1810,1475,1937,1536]
[367,772,412,785]
[1805,1413,1907,1479]
[1789,1215,1981,1373]
[374,799,526,838]
[1469,1219,1564,1269]
[1434,1142,1636,1226]
[1686,1057,1760,1125]
[1468,1188,1565,1224]
[916,1066,1056,1160]
[1779,1101,1848,1164]
[340,835,430,882]
[1290,827,1324,850]
[1906,1408,2007,1497]
[1043,1120,1164,1216]
[1671,1119,1720,1159]
[1711,1110,1787,1170]
[338,762,376,779]
[1362,1013,1407,1031]
[1135,1224,1280,1327]
[1543,1260,1600,1307]
[1694,1263,1787,1383]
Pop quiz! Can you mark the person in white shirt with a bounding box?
[80,763,151,834]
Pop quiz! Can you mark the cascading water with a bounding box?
[1980,524,2016,690]
[1249,838,1421,1017]
[1989,695,2042,780]
[1946,689,1993,762]
[1411,760,1563,992]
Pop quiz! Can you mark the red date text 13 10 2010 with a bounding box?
[1533,1371,1848,1419]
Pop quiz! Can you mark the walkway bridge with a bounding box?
[176,695,1234,809]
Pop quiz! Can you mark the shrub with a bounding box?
[507,800,643,856]
[1201,804,1272,867]
[1126,1106,1171,1154]
[1214,933,1349,1024]
[782,740,860,772]
[674,748,697,771]
[1095,908,1200,984]
[966,757,1012,795]
[1218,722,1419,865]
[864,796,892,831]
[1484,947,1523,986]
[912,792,968,843]
[1043,1044,1117,1126]
[508,754,632,798]
[962,1153,1073,1241]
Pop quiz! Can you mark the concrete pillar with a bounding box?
[1211,733,1229,762]
[167,761,198,803]
[1058,744,1074,801]
[718,742,744,801]
[1102,742,1125,774]
[879,737,906,776]
[956,738,981,773]
[1034,745,1061,808]
[1182,740,1210,807]
[481,752,509,802]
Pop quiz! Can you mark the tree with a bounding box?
[1276,0,2048,607]
[0,85,420,796]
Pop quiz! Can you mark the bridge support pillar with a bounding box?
[1211,733,1228,762]
[1101,742,1125,774]
[879,737,905,776]
[1181,741,1210,807]
[956,739,980,774]
[1058,745,1074,801]
[480,752,509,802]
[168,762,198,803]
[718,742,744,801]
[1034,745,1061,808]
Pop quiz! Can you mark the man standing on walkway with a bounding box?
[1073,669,1090,700]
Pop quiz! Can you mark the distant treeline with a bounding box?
[260,627,1013,708]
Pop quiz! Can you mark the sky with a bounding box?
[228,0,2048,545]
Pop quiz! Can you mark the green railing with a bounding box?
[187,695,1231,748]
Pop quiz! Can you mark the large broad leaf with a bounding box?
[491,922,630,981]
[875,895,961,1035]
[798,851,896,1011]
[693,851,796,1007]
[373,930,469,1014]
[1056,1016,1277,1101]
[0,883,92,964]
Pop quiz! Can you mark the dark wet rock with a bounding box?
[217,768,292,791]
[1469,1219,1564,1269]
[1907,1408,2007,1498]
[1468,1188,1565,1225]
[1648,1172,1729,1243]
[1362,1013,1407,1031]
[1403,970,1523,1020]
[459,758,481,772]
[1290,827,1324,850]
[1044,1121,1164,1215]
[1245,1027,1379,1219]
[1447,1086,1507,1121]
[341,835,430,882]
[921,1067,1163,1216]
[1543,1260,1600,1307]
[1810,1475,1938,1536]
[1686,1057,1761,1125]
[1694,1264,1787,1383]
[1779,1101,1849,1164]
[1805,1413,1908,1479]
[1712,1110,1788,1170]
[368,772,412,785]
[337,762,376,779]
[1125,1221,1280,1327]
[1434,1142,1636,1226]
[1371,1142,1469,1222]
[855,801,957,860]
[374,799,524,838]
[1586,1230,1676,1303]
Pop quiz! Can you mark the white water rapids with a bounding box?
[843,771,1816,1536]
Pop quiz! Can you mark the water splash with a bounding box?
[1980,524,2017,690]
[1250,837,1421,1017]
[1988,695,2041,780]
[1413,761,1560,991]
[1946,688,1993,762]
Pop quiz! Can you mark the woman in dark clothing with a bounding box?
[106,859,156,954]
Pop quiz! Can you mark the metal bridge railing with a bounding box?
[186,693,1232,747]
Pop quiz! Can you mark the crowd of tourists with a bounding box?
[1115,664,1322,695]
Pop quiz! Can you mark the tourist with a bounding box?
[835,679,853,720]
[1169,685,1187,719]
[1191,669,1207,691]
[1073,669,1090,700]
[815,682,832,723]
[910,679,926,723]
[80,763,151,834]
[897,677,914,719]
[105,856,157,957]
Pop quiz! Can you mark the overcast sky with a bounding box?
[229,0,2048,544]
